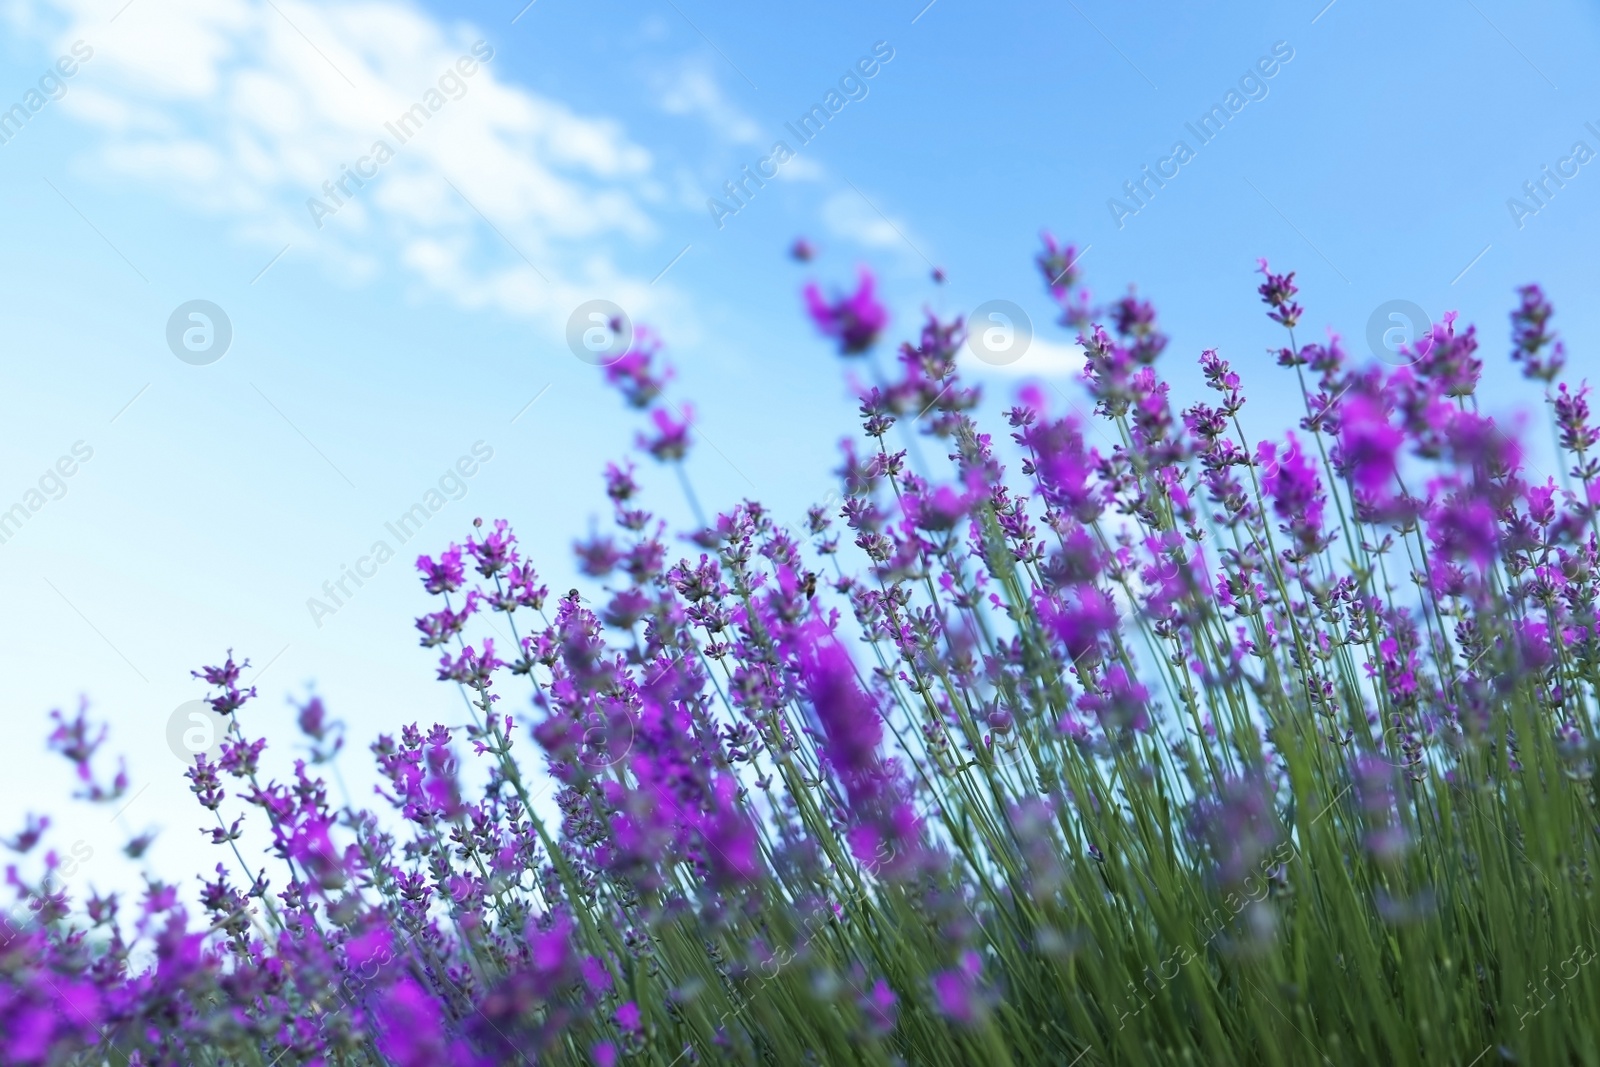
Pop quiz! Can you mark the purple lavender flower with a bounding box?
[437,639,505,690]
[804,267,888,355]
[1409,311,1481,397]
[1189,773,1283,888]
[603,326,672,409]
[415,592,479,648]
[3,815,48,854]
[1258,433,1327,554]
[1353,754,1409,862]
[1337,392,1403,495]
[796,629,885,803]
[1112,292,1167,364]
[1256,259,1303,329]
[466,517,519,577]
[1510,284,1565,382]
[1554,381,1597,455]
[860,978,898,1036]
[1426,493,1499,570]
[191,651,257,717]
[931,950,986,1025]
[416,545,466,594]
[1037,230,1094,328]
[374,975,484,1067]
[47,703,127,801]
[638,405,693,462]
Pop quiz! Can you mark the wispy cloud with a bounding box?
[655,61,761,144]
[817,185,940,277]
[21,0,672,329]
[820,187,913,251]
[959,337,1085,379]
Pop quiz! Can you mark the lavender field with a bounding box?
[7,238,1600,1064]
[4,2,1598,1065]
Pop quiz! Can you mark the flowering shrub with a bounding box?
[6,237,1600,1066]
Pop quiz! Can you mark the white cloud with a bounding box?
[959,336,1086,379]
[778,154,825,182]
[818,185,933,270]
[21,0,673,330]
[54,86,176,132]
[655,62,760,145]
[820,187,909,250]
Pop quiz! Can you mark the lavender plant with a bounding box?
[5,238,1599,1066]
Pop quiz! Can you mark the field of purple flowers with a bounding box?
[5,234,1599,1066]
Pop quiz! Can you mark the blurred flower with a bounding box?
[638,405,694,462]
[804,267,887,354]
[1510,284,1565,382]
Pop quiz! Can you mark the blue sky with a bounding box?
[2,0,1597,898]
